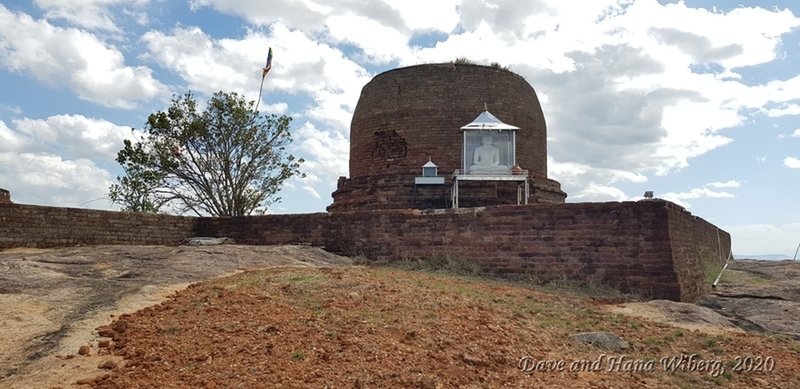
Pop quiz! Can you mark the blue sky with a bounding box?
[0,0,798,256]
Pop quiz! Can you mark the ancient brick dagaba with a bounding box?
[328,63,566,212]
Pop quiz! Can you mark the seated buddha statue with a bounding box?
[470,135,507,173]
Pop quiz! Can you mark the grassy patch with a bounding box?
[358,254,639,303]
[290,351,306,361]
[160,325,183,335]
[718,269,770,285]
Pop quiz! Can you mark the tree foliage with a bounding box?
[109,91,304,216]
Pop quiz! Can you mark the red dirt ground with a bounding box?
[85,266,799,388]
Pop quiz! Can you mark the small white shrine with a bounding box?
[453,109,529,208]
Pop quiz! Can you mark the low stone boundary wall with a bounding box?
[0,200,729,301]
[0,203,195,247]
[196,201,729,301]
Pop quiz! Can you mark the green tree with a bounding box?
[109,91,304,216]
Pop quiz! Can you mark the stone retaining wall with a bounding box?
[0,203,195,247]
[0,200,729,301]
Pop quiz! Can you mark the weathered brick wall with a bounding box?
[0,203,195,248]
[0,188,10,204]
[1,200,728,301]
[666,203,731,301]
[330,63,566,212]
[198,201,730,301]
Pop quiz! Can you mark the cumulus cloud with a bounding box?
[33,0,150,31]
[170,0,800,205]
[649,27,743,63]
[142,24,370,127]
[765,103,800,117]
[705,180,740,188]
[726,223,800,256]
[658,187,736,208]
[0,5,166,108]
[663,187,735,200]
[0,152,114,209]
[292,121,349,197]
[568,183,628,202]
[325,13,410,64]
[142,23,368,203]
[3,115,133,160]
[188,0,463,64]
[784,156,800,169]
[607,1,800,70]
[549,157,649,203]
[0,120,28,152]
[0,115,138,208]
[141,26,256,95]
[189,0,460,34]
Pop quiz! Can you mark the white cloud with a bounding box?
[142,23,368,204]
[294,121,349,185]
[663,187,735,200]
[726,223,800,256]
[173,0,800,203]
[0,5,166,108]
[658,187,735,208]
[325,13,410,64]
[0,120,27,152]
[141,26,253,96]
[784,156,800,169]
[0,152,114,209]
[33,0,150,31]
[5,115,133,160]
[766,103,800,117]
[549,158,651,203]
[568,183,628,202]
[142,25,370,128]
[792,129,800,138]
[0,104,22,115]
[190,0,412,34]
[705,180,740,188]
[608,1,800,70]
[391,0,459,32]
[261,102,289,115]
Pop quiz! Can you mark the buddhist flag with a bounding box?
[262,47,273,78]
[257,47,273,110]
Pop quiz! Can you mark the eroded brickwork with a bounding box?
[0,200,728,302]
[329,63,566,212]
[666,204,730,301]
[197,200,729,301]
[0,203,195,248]
[0,188,10,204]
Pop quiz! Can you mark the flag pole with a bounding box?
[256,47,273,112]
[256,75,266,111]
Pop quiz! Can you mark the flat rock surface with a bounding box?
[697,259,800,338]
[0,244,350,388]
[607,299,744,336]
[608,260,800,339]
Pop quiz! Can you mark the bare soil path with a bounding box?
[0,244,351,388]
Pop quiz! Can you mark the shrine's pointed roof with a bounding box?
[460,110,520,131]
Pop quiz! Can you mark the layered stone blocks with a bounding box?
[0,200,728,302]
[329,63,566,212]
